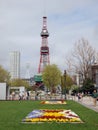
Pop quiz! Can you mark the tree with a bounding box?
[42,64,62,93]
[71,85,79,95]
[66,75,74,90]
[0,65,10,84]
[10,78,30,90]
[82,78,95,93]
[61,73,73,94]
[66,38,95,84]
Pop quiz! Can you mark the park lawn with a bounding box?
[0,100,98,130]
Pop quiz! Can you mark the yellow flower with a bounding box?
[31,118,39,122]
[48,118,53,121]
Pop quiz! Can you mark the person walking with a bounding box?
[92,89,98,107]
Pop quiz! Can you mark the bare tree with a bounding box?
[66,38,95,83]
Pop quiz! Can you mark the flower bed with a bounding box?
[22,109,82,123]
[41,100,67,104]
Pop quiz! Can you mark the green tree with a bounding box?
[66,75,74,90]
[42,64,62,93]
[61,74,73,94]
[0,65,10,84]
[82,78,94,93]
[10,78,30,90]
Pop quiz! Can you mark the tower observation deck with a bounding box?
[38,16,50,73]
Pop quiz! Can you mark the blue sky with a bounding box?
[0,0,98,78]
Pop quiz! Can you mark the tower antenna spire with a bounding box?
[38,16,50,73]
[43,0,46,16]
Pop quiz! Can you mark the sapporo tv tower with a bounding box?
[38,16,50,73]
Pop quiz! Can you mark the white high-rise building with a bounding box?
[9,51,20,79]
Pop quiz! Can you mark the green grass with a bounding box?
[0,100,98,130]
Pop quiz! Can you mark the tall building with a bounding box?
[91,63,98,86]
[9,51,20,79]
[38,16,50,73]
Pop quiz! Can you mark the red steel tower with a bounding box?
[38,16,50,73]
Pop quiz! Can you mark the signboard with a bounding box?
[34,74,43,82]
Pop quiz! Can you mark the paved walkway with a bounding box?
[74,96,98,112]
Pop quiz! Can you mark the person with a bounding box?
[92,89,98,107]
[27,91,30,100]
[12,91,15,100]
[77,93,82,101]
[35,92,39,100]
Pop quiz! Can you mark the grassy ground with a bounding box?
[0,100,98,130]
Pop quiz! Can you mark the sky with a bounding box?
[0,0,98,78]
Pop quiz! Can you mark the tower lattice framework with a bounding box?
[38,16,50,73]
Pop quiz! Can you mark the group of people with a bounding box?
[9,91,30,100]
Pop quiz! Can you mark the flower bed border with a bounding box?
[22,109,83,123]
